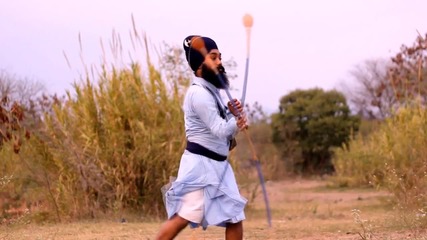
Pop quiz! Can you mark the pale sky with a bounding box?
[1,0,426,113]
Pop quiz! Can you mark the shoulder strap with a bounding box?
[191,83,236,150]
[192,83,227,119]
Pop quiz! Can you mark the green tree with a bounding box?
[272,88,360,174]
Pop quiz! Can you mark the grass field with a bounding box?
[1,179,426,240]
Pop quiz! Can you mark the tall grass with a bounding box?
[0,24,187,221]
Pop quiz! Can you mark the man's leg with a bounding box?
[156,189,203,239]
[155,214,189,240]
[225,221,243,240]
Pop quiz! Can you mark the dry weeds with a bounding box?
[1,179,425,240]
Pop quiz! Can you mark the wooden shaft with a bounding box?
[243,129,259,161]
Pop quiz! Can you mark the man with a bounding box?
[155,35,248,240]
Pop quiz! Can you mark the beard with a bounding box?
[201,64,230,89]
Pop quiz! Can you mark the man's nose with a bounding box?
[214,58,221,65]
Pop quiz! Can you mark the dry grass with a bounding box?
[2,178,425,240]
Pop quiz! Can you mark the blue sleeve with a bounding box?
[190,88,237,140]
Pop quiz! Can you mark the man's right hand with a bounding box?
[228,99,243,117]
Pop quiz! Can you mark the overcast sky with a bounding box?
[1,0,426,113]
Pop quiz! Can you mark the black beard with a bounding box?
[201,64,230,89]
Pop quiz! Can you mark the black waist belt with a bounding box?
[186,141,227,161]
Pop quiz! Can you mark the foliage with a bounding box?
[271,88,360,175]
[340,33,427,121]
[333,34,427,230]
[351,209,374,240]
[389,33,427,103]
[0,70,45,105]
[159,43,193,91]
[333,104,427,209]
[235,102,284,177]
[0,95,38,221]
[0,98,28,154]
[228,101,283,209]
[0,28,188,221]
[341,59,397,119]
[328,33,427,234]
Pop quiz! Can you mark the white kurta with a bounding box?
[163,77,247,229]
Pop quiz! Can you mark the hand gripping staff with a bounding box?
[190,15,272,228]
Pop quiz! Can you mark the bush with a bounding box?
[0,31,188,221]
[333,102,427,215]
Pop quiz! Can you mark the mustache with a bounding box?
[201,64,229,89]
[217,65,226,73]
[216,65,229,88]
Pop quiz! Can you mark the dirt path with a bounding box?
[1,179,425,239]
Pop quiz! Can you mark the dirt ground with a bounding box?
[1,178,426,240]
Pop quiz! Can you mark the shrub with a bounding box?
[1,29,188,221]
[333,102,427,215]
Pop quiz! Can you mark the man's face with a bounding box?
[200,50,229,89]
